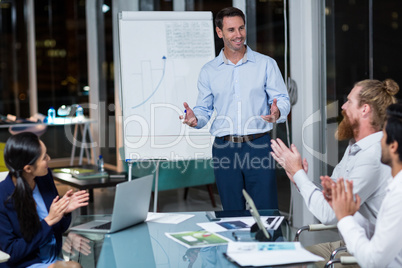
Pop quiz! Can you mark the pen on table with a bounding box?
[232,231,239,241]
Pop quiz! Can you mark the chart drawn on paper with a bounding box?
[119,12,215,160]
[121,20,214,137]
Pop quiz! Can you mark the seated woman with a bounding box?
[0,132,89,268]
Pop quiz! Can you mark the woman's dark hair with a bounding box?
[215,7,245,30]
[385,103,402,162]
[4,132,42,241]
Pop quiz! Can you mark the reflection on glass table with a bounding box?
[61,231,105,267]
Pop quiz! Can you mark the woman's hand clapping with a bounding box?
[44,196,70,226]
[62,190,90,214]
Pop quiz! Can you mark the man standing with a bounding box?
[270,79,398,266]
[331,103,402,267]
[181,7,290,210]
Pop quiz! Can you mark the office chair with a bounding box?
[0,142,7,172]
[294,223,337,241]
[325,255,357,267]
[0,172,8,182]
[0,250,10,264]
[294,223,358,268]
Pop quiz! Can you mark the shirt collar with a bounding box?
[386,169,402,192]
[218,45,254,65]
[348,131,383,154]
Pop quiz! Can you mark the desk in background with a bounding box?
[52,167,126,215]
[66,210,304,268]
[0,117,96,166]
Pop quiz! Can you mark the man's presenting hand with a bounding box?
[270,138,304,184]
[332,178,361,221]
[179,102,198,127]
[261,98,281,123]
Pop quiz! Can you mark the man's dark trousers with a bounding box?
[212,133,278,210]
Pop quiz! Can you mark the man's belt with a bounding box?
[216,132,269,143]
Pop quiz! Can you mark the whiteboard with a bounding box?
[118,11,215,161]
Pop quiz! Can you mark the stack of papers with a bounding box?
[164,214,323,266]
[146,212,194,224]
[53,168,108,180]
[225,241,324,266]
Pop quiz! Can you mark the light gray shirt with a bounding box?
[338,170,402,267]
[293,131,390,225]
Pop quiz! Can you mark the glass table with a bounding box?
[62,210,312,268]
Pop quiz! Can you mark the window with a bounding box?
[325,0,402,172]
[35,0,88,115]
[0,0,29,118]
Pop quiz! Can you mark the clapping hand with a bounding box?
[286,157,308,182]
[62,190,90,214]
[45,196,69,226]
[331,178,361,221]
[321,176,334,207]
[270,139,304,184]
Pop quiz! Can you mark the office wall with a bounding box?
[289,0,326,227]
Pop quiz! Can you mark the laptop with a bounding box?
[70,174,153,233]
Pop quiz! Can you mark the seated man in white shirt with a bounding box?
[270,79,399,267]
[331,103,402,267]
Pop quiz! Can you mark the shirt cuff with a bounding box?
[276,106,288,123]
[193,112,206,129]
[293,169,309,186]
[337,215,356,235]
[293,169,322,200]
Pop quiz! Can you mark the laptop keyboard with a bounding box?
[91,222,112,230]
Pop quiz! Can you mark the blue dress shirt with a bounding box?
[193,46,290,136]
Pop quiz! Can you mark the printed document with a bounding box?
[225,241,324,266]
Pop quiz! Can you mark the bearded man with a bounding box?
[270,79,399,267]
